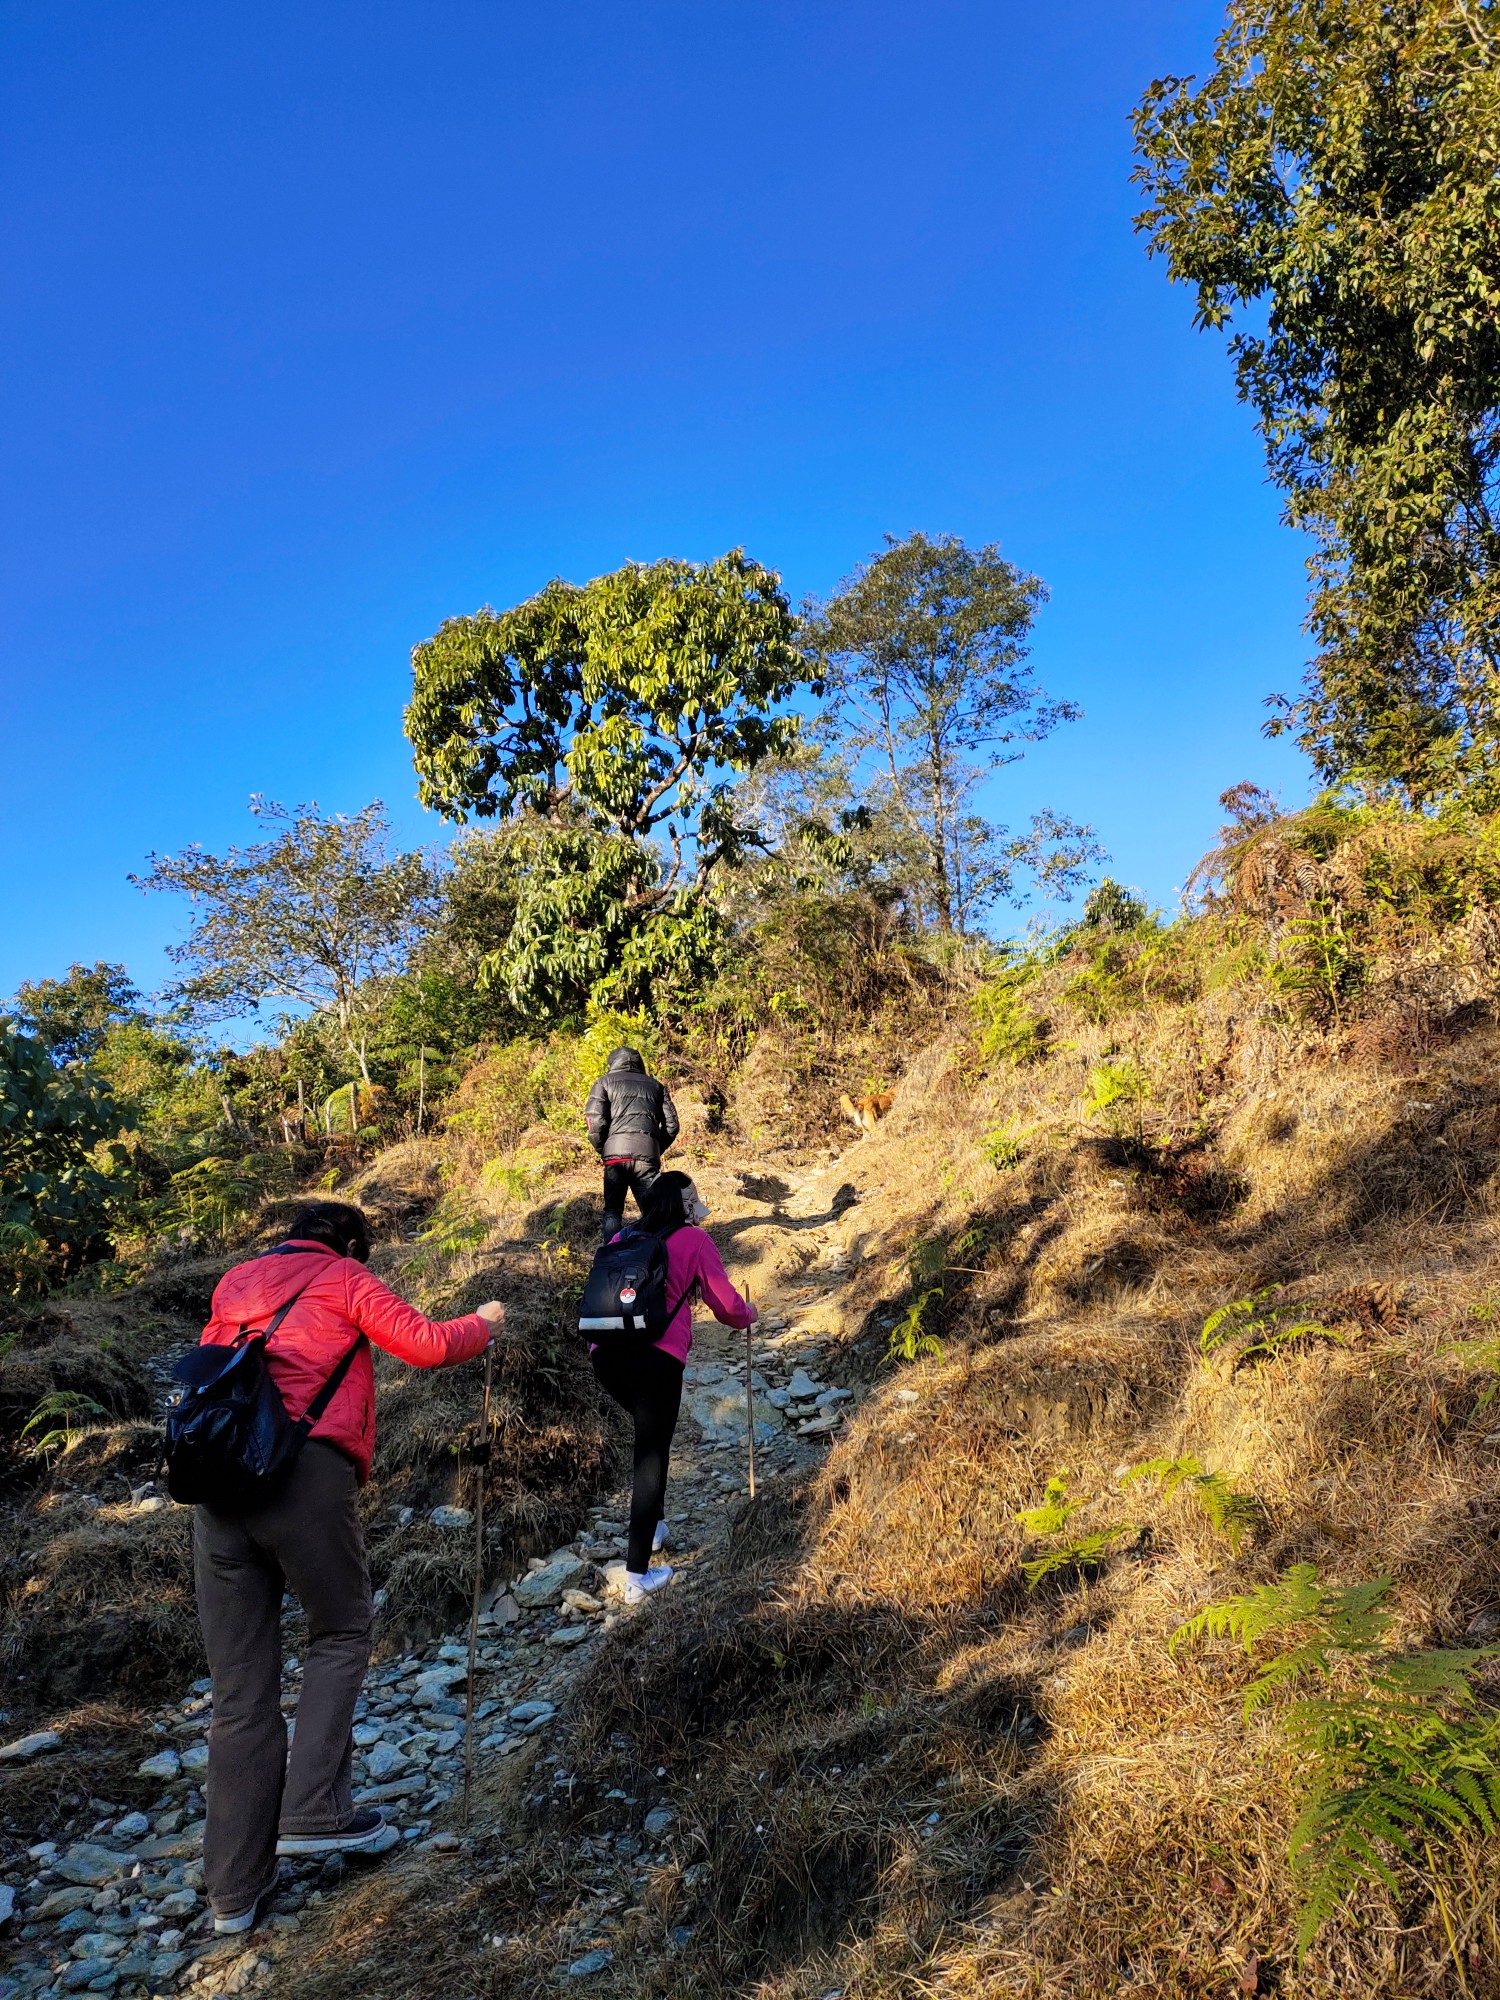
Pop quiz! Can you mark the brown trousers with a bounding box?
[193,1441,374,1914]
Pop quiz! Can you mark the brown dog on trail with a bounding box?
[839,1090,894,1136]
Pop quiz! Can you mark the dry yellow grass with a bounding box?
[272,924,1500,2000]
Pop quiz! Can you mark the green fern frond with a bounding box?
[1122,1453,1205,1499]
[1170,1565,1393,1711]
[1123,1455,1261,1552]
[1200,1288,1343,1364]
[1021,1526,1129,1589]
[1192,1473,1263,1555]
[1174,1558,1500,1959]
[1015,1473,1078,1537]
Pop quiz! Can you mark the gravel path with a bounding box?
[1,1156,868,2000]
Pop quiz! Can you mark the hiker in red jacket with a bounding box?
[191,1200,499,1934]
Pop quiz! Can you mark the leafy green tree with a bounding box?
[11,962,145,1063]
[0,1022,122,1288]
[1133,0,1500,803]
[137,800,436,1082]
[474,818,724,1019]
[801,532,1097,930]
[406,550,813,900]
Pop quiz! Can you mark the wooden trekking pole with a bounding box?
[462,1344,495,1830]
[743,1286,756,1501]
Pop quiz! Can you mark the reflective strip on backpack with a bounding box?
[580,1316,627,1331]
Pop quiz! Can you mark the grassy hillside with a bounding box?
[9,801,1500,1996]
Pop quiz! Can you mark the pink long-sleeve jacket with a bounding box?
[601,1223,755,1363]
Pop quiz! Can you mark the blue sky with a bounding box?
[0,0,1311,1003]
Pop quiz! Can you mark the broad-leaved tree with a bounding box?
[137,800,436,1081]
[1134,0,1500,803]
[405,549,813,1014]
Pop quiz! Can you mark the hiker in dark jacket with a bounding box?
[584,1047,680,1240]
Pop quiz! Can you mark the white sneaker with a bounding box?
[652,1519,670,1553]
[623,1564,674,1606]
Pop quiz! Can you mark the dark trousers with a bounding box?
[601,1156,660,1241]
[591,1343,684,1573]
[193,1441,374,1914]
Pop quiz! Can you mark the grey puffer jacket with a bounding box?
[584,1048,679,1162]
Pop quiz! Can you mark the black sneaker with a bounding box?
[276,1809,387,1857]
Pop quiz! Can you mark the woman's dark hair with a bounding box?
[638,1171,695,1237]
[283,1200,372,1263]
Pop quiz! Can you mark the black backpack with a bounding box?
[578,1225,688,1348]
[164,1254,366,1511]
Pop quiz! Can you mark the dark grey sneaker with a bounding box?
[276,1809,386,1857]
[213,1868,281,1935]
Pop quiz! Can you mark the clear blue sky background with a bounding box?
[0,0,1312,1004]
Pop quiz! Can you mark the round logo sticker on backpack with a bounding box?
[620,1286,638,1306]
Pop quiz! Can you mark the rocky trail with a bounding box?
[1,1152,875,2000]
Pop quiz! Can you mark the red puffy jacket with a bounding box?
[201,1240,491,1483]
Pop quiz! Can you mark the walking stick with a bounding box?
[462,1344,495,1831]
[743,1286,756,1501]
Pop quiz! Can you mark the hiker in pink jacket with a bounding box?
[591,1170,754,1604]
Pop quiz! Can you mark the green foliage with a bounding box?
[1083,1056,1151,1140]
[1016,1470,1134,1588]
[1015,1472,1080,1538]
[1122,1453,1262,1554]
[1200,1288,1340,1364]
[161,1150,297,1246]
[1081,878,1150,934]
[1134,1,1500,806]
[1268,894,1365,1026]
[476,818,725,1021]
[802,532,1097,931]
[21,1389,111,1457]
[407,550,810,853]
[0,1022,122,1292]
[971,966,1045,1066]
[1170,1563,1394,1712]
[417,1193,492,1258]
[981,1119,1028,1170]
[1020,1527,1129,1590]
[10,962,145,1063]
[1171,1564,1500,1956]
[885,1289,943,1366]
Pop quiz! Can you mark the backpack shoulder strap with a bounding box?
[235,1282,313,1347]
[290,1336,368,1441]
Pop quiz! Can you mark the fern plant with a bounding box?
[22,1390,110,1457]
[1015,1473,1132,1589]
[1021,1526,1130,1589]
[1083,1056,1150,1144]
[980,1119,1027,1170]
[886,1290,943,1366]
[1171,1563,1500,1955]
[1200,1287,1340,1364]
[1123,1454,1262,1555]
[971,973,1046,1068]
[1016,1473,1079,1537]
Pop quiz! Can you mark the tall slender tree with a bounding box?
[801,532,1095,931]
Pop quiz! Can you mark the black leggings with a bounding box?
[591,1344,684,1574]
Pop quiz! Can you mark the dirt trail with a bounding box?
[2,1150,874,2000]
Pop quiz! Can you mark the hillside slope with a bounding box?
[10,841,1500,1999]
[263,948,1500,2000]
